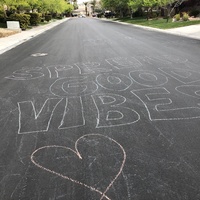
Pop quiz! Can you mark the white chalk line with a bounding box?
[58,97,85,129]
[74,62,101,75]
[105,57,142,69]
[159,68,200,84]
[175,85,200,99]
[96,73,133,91]
[5,67,44,80]
[18,98,63,134]
[49,76,99,97]
[131,87,200,121]
[129,70,168,87]
[92,94,140,128]
[46,65,74,78]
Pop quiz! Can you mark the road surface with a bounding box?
[0,18,200,200]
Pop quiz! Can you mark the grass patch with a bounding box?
[115,17,200,29]
[39,21,49,25]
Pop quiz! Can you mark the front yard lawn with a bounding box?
[114,17,200,29]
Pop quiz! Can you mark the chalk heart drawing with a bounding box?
[31,134,126,200]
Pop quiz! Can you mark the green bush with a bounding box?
[45,14,52,22]
[9,13,30,30]
[28,12,41,25]
[0,18,5,23]
[133,8,144,17]
[182,12,189,21]
[189,10,200,18]
[174,13,180,21]
[0,10,5,22]
[150,12,158,19]
[56,15,63,19]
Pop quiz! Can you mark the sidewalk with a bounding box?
[0,17,200,55]
[109,19,200,40]
[0,18,70,55]
[164,24,200,40]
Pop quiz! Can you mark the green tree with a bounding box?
[26,0,40,12]
[0,0,7,18]
[116,0,130,17]
[101,0,129,17]
[162,0,185,21]
[1,0,73,18]
[90,0,96,14]
[128,0,182,20]
[128,0,141,18]
[72,0,78,9]
[141,0,158,20]
[38,0,72,14]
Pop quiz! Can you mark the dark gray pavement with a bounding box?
[0,17,200,200]
[0,17,200,55]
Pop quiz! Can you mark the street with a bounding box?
[0,17,200,200]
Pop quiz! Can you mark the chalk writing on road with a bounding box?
[5,67,44,80]
[3,55,200,199]
[31,133,126,200]
[92,94,140,128]
[4,56,200,134]
[131,87,200,121]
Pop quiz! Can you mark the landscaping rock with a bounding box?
[0,28,21,38]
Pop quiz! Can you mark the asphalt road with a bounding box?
[1,18,200,200]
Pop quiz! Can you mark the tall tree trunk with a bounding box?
[120,9,123,18]
[146,8,149,20]
[130,9,133,19]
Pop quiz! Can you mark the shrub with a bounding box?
[182,12,189,21]
[45,14,52,22]
[0,18,5,23]
[0,10,5,22]
[9,13,30,30]
[150,12,158,19]
[56,15,63,19]
[0,21,6,28]
[174,13,180,21]
[133,8,144,17]
[52,13,57,18]
[97,12,104,18]
[189,10,200,18]
[28,12,41,25]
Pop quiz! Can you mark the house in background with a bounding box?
[75,0,101,17]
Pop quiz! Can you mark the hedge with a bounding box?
[9,13,30,30]
[28,13,41,25]
[45,14,52,22]
[189,10,200,18]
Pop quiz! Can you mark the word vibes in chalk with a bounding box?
[5,56,200,134]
